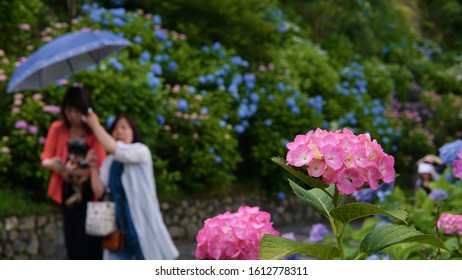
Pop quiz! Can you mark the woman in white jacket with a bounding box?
[84,112,179,260]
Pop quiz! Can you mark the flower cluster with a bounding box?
[452,148,462,179]
[437,213,462,236]
[196,206,279,260]
[286,128,395,194]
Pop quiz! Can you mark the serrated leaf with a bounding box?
[289,179,334,217]
[260,234,340,260]
[330,202,407,224]
[360,225,447,253]
[272,157,329,189]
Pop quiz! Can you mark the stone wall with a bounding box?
[0,194,320,259]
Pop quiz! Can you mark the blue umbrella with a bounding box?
[7,30,131,93]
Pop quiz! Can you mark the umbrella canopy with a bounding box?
[7,30,131,93]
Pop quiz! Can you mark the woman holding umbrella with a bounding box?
[41,85,106,260]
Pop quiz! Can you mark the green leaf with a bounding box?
[330,202,407,224]
[260,234,340,260]
[272,157,329,189]
[289,179,334,217]
[360,225,447,254]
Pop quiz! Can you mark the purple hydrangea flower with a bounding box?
[309,223,328,243]
[429,189,449,201]
[14,120,28,129]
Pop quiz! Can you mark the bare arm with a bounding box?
[86,149,105,198]
[84,112,117,154]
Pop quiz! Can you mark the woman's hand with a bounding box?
[42,157,65,173]
[85,149,98,170]
[82,111,100,130]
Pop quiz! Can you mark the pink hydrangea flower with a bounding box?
[28,125,38,134]
[285,128,395,194]
[437,213,462,236]
[19,23,31,31]
[43,105,60,114]
[452,149,462,179]
[14,120,28,129]
[196,206,279,260]
[1,147,10,154]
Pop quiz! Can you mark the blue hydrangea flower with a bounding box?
[286,98,296,108]
[375,221,392,228]
[200,107,208,115]
[439,140,462,166]
[108,57,123,71]
[133,36,142,44]
[188,86,196,94]
[167,61,178,73]
[234,124,245,134]
[106,116,115,128]
[264,119,272,127]
[429,189,449,201]
[277,191,286,201]
[353,188,377,203]
[212,42,221,51]
[154,54,164,62]
[366,252,391,260]
[214,156,222,164]
[140,50,151,62]
[113,17,125,27]
[156,114,165,126]
[291,106,300,115]
[177,99,189,112]
[216,77,225,87]
[154,29,168,41]
[309,223,328,243]
[153,14,162,26]
[278,22,287,33]
[147,72,161,88]
[151,63,163,76]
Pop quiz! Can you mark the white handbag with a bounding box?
[85,200,117,236]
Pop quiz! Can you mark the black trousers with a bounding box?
[62,181,102,260]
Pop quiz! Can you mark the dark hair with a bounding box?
[61,85,93,131]
[109,114,143,144]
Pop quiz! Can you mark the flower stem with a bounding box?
[354,252,367,260]
[329,190,345,260]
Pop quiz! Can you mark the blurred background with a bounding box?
[1,0,462,258]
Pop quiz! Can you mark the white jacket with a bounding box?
[99,141,179,260]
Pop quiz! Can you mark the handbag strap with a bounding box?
[106,187,125,231]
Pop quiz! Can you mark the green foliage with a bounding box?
[137,0,285,63]
[1,0,462,218]
[329,203,407,224]
[359,224,446,254]
[270,39,339,98]
[289,180,335,218]
[0,0,61,58]
[282,0,417,59]
[418,0,462,52]
[420,92,462,148]
[260,234,340,260]
[0,187,56,218]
